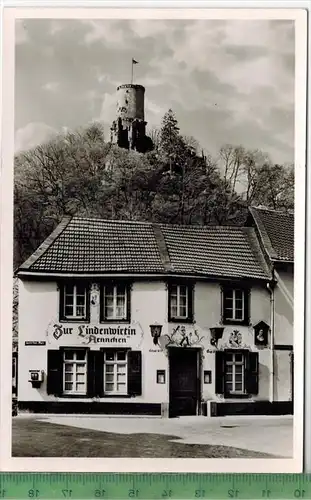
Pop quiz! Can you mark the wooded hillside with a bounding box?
[14,109,294,269]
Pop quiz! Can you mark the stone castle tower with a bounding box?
[110,84,153,153]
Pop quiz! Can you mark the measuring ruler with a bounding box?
[0,474,310,499]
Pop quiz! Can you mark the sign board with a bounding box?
[45,320,144,349]
[25,341,46,346]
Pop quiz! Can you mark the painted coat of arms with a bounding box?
[161,325,205,348]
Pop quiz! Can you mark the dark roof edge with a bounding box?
[248,207,278,261]
[17,270,272,282]
[17,216,72,272]
[152,223,174,272]
[271,258,294,264]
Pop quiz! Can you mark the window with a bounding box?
[47,349,142,398]
[63,350,87,395]
[61,282,89,321]
[168,283,193,322]
[224,352,245,395]
[215,350,258,397]
[104,350,128,394]
[222,287,249,324]
[101,283,130,322]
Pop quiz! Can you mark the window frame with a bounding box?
[168,282,194,323]
[221,285,250,325]
[59,281,90,323]
[103,349,128,396]
[100,282,131,323]
[215,349,258,398]
[224,351,246,396]
[62,348,88,396]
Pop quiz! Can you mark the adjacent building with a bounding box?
[247,207,294,403]
[15,207,294,417]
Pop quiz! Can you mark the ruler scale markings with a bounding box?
[265,475,268,499]
[97,472,102,500]
[2,474,311,499]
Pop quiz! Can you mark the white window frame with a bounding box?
[63,350,87,395]
[225,352,245,395]
[103,284,127,321]
[63,284,87,319]
[103,350,128,395]
[170,284,189,319]
[224,288,245,322]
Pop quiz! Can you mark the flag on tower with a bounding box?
[132,58,139,64]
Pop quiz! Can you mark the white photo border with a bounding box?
[0,5,307,473]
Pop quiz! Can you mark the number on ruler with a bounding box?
[162,490,172,498]
[195,491,205,498]
[128,490,139,498]
[294,491,305,498]
[94,490,106,498]
[28,490,40,498]
[262,490,271,498]
[228,490,239,498]
[62,490,72,498]
[0,490,6,498]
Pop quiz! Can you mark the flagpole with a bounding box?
[131,58,138,84]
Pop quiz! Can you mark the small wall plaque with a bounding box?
[204,370,212,384]
[25,341,46,346]
[254,321,269,346]
[157,370,166,384]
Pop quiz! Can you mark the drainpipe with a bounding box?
[267,281,275,403]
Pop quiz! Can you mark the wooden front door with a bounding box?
[169,348,199,417]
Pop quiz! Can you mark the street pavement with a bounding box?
[15,413,294,458]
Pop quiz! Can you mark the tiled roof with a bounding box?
[18,216,271,280]
[159,224,270,280]
[20,218,164,274]
[249,207,294,262]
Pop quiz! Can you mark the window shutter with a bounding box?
[245,351,259,395]
[215,351,225,394]
[47,350,63,396]
[128,350,142,396]
[59,283,65,321]
[100,284,105,322]
[220,286,224,323]
[244,289,250,325]
[126,284,131,322]
[85,283,91,322]
[167,282,172,322]
[188,284,194,322]
[87,351,104,397]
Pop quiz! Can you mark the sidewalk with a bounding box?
[23,414,293,458]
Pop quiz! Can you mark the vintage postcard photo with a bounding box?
[0,7,307,473]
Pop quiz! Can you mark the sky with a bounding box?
[15,18,295,164]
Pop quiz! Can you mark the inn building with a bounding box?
[15,207,294,417]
